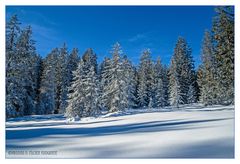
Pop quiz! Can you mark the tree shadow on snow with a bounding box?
[6,119,123,129]
[6,118,232,140]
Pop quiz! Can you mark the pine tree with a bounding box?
[66,49,99,119]
[6,16,41,117]
[38,49,58,114]
[66,60,85,119]
[6,25,40,116]
[82,66,100,117]
[16,26,40,115]
[137,49,154,108]
[99,57,112,110]
[154,57,169,107]
[169,58,183,108]
[122,55,137,108]
[213,6,234,105]
[81,48,99,116]
[109,42,127,112]
[198,30,218,105]
[6,15,22,117]
[102,42,129,112]
[162,65,170,106]
[169,37,196,107]
[57,43,70,114]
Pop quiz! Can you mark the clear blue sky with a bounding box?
[6,6,216,67]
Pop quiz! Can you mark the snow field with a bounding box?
[6,105,234,158]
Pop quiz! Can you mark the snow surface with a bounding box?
[6,105,234,158]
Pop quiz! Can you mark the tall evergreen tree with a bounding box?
[57,43,70,114]
[169,37,197,107]
[162,65,170,106]
[66,60,85,119]
[16,26,40,115]
[153,57,169,107]
[137,49,154,108]
[198,30,218,105]
[122,55,137,108]
[82,66,100,117]
[6,24,40,117]
[6,16,41,117]
[102,42,129,112]
[38,49,58,114]
[169,58,183,108]
[6,15,22,117]
[99,57,112,110]
[213,6,234,105]
[66,49,99,118]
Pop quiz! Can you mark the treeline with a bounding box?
[6,7,234,118]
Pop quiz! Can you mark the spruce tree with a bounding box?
[198,30,218,105]
[99,57,112,110]
[102,42,129,112]
[6,15,22,117]
[38,49,58,114]
[66,60,85,119]
[16,26,40,115]
[122,55,137,108]
[57,43,70,114]
[82,66,100,117]
[213,6,234,105]
[169,37,196,107]
[137,49,154,108]
[6,16,41,117]
[154,57,169,107]
[66,49,99,119]
[169,58,183,108]
[109,42,127,112]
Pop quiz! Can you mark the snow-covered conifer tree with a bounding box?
[99,57,112,110]
[66,60,84,119]
[66,49,99,119]
[122,55,137,108]
[153,57,169,107]
[169,58,183,108]
[213,7,234,105]
[16,26,40,115]
[198,30,218,105]
[102,42,129,112]
[57,43,70,114]
[6,15,22,117]
[82,66,100,117]
[6,16,42,117]
[137,49,154,108]
[38,49,58,114]
[169,37,196,107]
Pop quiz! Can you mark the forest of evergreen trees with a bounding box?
[6,7,234,118]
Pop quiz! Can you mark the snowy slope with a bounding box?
[6,105,234,158]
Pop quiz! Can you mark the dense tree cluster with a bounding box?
[6,6,234,118]
[198,7,234,106]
